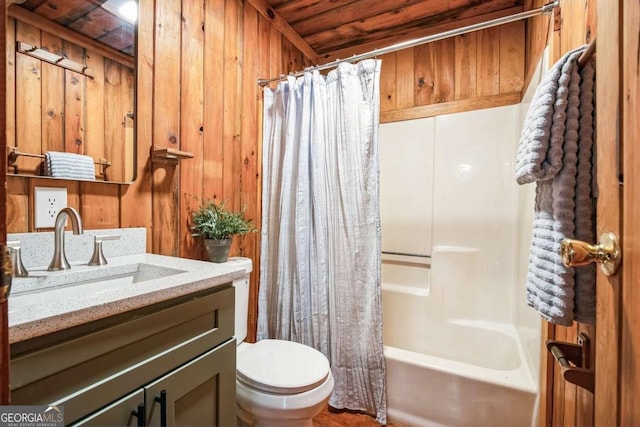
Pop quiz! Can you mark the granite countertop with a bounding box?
[8,254,248,344]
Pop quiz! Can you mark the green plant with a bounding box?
[190,198,257,240]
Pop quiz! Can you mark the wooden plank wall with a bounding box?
[621,0,640,424]
[1,0,10,405]
[525,1,597,426]
[6,0,310,342]
[378,21,525,123]
[7,19,134,183]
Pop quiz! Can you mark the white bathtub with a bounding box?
[382,257,538,427]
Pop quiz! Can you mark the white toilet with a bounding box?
[228,257,335,427]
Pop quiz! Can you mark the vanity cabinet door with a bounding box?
[146,339,236,427]
[69,389,145,427]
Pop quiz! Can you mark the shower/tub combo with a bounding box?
[380,104,540,426]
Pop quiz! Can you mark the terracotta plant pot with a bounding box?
[204,238,232,263]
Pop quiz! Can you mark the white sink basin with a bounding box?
[9,263,185,314]
[8,253,248,344]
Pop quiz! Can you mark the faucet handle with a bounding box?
[7,241,29,277]
[88,235,121,266]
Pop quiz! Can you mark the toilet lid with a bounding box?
[237,339,330,394]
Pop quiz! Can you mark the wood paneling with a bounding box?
[151,0,181,257]
[201,0,225,260]
[413,38,455,106]
[40,32,63,154]
[499,21,525,93]
[379,23,526,122]
[379,53,396,111]
[221,0,242,257]
[394,48,414,109]
[15,21,40,175]
[593,2,619,426]
[178,0,204,260]
[621,0,640,424]
[1,1,8,406]
[6,176,28,232]
[381,92,521,123]
[103,61,129,182]
[119,0,153,253]
[79,183,119,229]
[85,50,105,173]
[476,26,501,96]
[6,14,14,151]
[9,18,134,182]
[454,32,477,100]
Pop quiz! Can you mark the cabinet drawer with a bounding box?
[11,286,234,424]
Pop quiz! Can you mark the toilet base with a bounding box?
[235,344,334,427]
[237,404,314,427]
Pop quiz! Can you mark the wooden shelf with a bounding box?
[151,146,194,165]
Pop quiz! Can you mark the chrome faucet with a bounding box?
[48,207,84,271]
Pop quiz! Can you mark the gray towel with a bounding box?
[44,151,96,181]
[516,46,596,326]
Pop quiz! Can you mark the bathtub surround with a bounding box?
[258,60,386,423]
[515,45,597,325]
[379,103,539,425]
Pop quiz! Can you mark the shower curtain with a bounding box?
[258,59,386,423]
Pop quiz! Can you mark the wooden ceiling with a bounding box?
[12,0,134,55]
[11,0,528,64]
[262,0,526,62]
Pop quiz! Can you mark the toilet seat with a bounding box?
[237,339,330,394]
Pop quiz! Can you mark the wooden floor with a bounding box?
[312,406,407,427]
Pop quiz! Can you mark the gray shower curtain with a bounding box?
[258,59,386,423]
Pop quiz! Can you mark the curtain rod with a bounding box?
[258,1,559,87]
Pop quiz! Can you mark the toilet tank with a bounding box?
[227,257,253,344]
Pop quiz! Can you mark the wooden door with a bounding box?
[1,0,10,405]
[560,0,638,425]
[618,0,640,424]
[541,0,640,425]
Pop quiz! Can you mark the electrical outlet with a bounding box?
[34,187,68,229]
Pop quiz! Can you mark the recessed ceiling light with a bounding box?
[101,0,137,24]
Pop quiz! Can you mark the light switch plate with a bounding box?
[34,187,68,228]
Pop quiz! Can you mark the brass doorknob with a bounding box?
[561,232,621,276]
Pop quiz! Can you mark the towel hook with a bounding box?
[546,333,594,393]
[561,232,621,276]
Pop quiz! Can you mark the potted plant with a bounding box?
[190,198,257,263]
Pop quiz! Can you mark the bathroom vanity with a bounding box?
[6,232,244,427]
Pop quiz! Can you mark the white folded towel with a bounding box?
[44,151,96,181]
[516,45,596,326]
